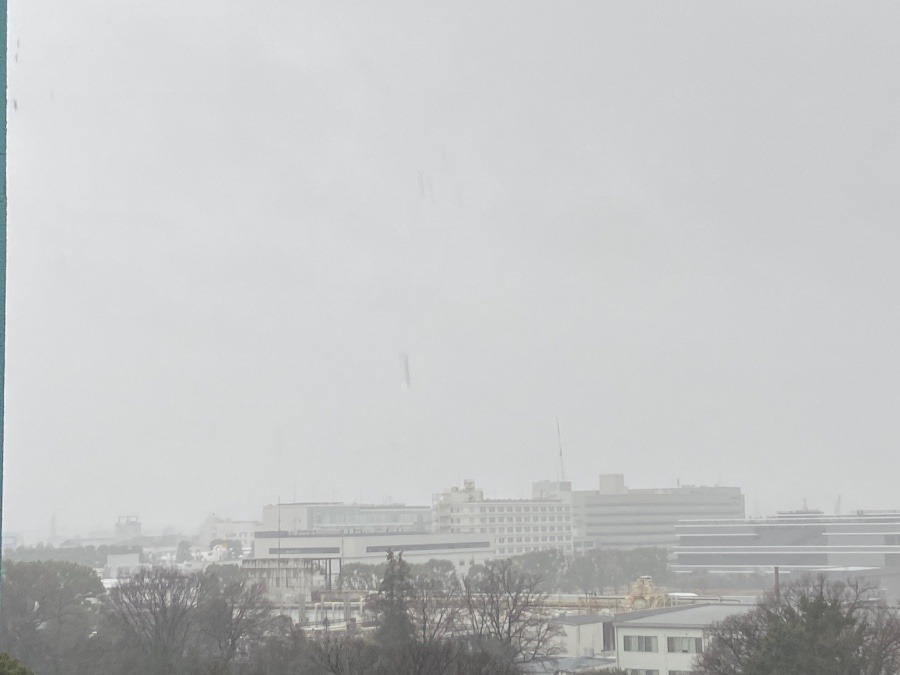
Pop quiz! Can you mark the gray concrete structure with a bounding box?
[673,510,900,574]
[260,502,432,535]
[534,475,745,551]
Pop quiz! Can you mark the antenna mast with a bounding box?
[556,417,566,482]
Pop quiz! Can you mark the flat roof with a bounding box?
[556,613,611,626]
[256,530,472,539]
[614,603,753,629]
[265,502,429,509]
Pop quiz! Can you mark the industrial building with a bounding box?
[432,480,574,555]
[673,510,900,574]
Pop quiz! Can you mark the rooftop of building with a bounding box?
[555,613,611,626]
[677,512,900,527]
[463,497,568,504]
[521,655,617,672]
[613,603,754,629]
[254,530,478,539]
[264,502,430,509]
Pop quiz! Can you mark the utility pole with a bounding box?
[774,566,781,601]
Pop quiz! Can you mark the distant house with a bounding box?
[104,552,141,579]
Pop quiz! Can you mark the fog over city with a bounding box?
[5,1,900,540]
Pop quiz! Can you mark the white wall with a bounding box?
[616,626,702,674]
[558,620,607,657]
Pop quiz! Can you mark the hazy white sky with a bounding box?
[5,2,900,539]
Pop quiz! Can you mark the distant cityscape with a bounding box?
[8,472,900,604]
[6,473,900,673]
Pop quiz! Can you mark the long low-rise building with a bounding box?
[673,510,900,574]
[245,531,495,605]
[252,530,493,568]
[261,502,432,535]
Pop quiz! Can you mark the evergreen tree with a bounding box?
[0,653,34,675]
[369,550,415,649]
[698,575,900,675]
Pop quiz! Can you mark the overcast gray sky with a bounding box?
[5,1,900,539]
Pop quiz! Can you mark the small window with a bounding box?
[623,635,658,652]
[667,637,703,654]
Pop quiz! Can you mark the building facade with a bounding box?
[199,515,263,551]
[251,530,493,568]
[614,604,753,675]
[554,614,614,658]
[432,480,574,556]
[545,474,745,551]
[673,510,900,574]
[260,502,432,535]
[245,531,493,609]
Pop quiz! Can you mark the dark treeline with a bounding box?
[3,546,144,569]
[0,553,565,674]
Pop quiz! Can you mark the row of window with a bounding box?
[497,535,569,543]
[446,517,571,525]
[623,636,702,654]
[447,505,570,514]
[491,526,571,533]
[484,515,569,523]
[446,527,572,536]
[497,545,563,554]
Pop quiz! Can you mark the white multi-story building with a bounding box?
[199,516,262,552]
[614,604,753,675]
[432,480,574,556]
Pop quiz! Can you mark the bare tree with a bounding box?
[197,572,275,669]
[410,583,463,646]
[305,635,385,675]
[462,559,562,665]
[106,566,206,674]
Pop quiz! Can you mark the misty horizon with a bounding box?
[5,1,900,541]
